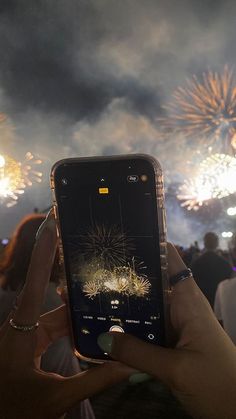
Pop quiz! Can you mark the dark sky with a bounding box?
[0,0,236,242]
[0,0,233,121]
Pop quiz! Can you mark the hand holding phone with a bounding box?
[51,154,168,362]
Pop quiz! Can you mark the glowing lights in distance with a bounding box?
[227,207,236,216]
[221,231,233,238]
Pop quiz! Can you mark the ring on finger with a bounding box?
[169,268,193,287]
[9,318,39,332]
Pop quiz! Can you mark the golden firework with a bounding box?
[83,280,100,299]
[0,152,43,207]
[0,154,24,207]
[21,152,43,186]
[178,153,236,210]
[80,224,134,269]
[161,66,236,153]
[132,276,151,297]
[82,262,151,298]
[0,111,43,207]
[231,132,236,150]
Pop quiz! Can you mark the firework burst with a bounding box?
[80,224,134,269]
[83,280,101,299]
[161,66,236,153]
[0,152,42,207]
[178,153,236,210]
[82,261,151,299]
[21,152,43,186]
[103,274,129,293]
[132,276,151,297]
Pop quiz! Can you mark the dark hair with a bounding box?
[0,213,60,291]
[204,232,219,251]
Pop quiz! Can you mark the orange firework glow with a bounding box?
[0,113,43,207]
[177,153,236,210]
[161,66,236,153]
[0,152,42,207]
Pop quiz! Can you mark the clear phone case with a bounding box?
[50,154,170,363]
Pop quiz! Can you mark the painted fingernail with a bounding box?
[129,372,151,384]
[97,333,113,354]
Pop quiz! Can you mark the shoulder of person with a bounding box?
[226,276,236,289]
[217,277,236,293]
[212,251,231,265]
[217,278,230,289]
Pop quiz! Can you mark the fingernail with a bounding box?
[97,333,113,354]
[36,209,55,240]
[129,372,151,384]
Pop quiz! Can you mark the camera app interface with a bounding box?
[55,158,165,359]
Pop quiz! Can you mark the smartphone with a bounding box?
[51,154,169,362]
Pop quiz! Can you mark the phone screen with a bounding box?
[54,157,166,360]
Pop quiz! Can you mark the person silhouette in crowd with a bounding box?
[191,232,232,308]
[228,232,236,270]
[214,273,236,345]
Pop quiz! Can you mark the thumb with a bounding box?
[97,332,186,387]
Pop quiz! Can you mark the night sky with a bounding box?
[0,0,235,244]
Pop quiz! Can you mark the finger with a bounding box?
[57,285,68,304]
[97,332,185,387]
[166,243,207,328]
[166,245,221,348]
[35,305,70,358]
[167,243,212,320]
[47,361,136,414]
[170,276,221,349]
[13,211,57,325]
[39,305,69,342]
[167,242,187,277]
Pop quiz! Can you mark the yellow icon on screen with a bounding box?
[99,187,109,194]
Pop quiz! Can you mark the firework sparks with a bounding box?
[231,132,236,150]
[80,224,134,269]
[77,225,150,299]
[110,266,132,293]
[82,262,151,299]
[178,153,236,210]
[103,275,129,293]
[21,152,43,186]
[161,66,236,153]
[132,276,151,297]
[0,154,25,207]
[83,280,101,299]
[0,152,42,207]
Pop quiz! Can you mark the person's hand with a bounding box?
[35,304,68,359]
[97,243,236,419]
[0,212,134,419]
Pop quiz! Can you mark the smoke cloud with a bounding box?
[0,0,235,243]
